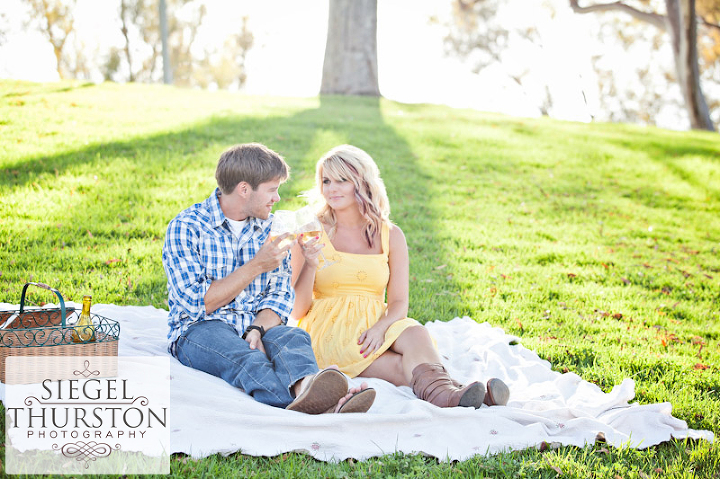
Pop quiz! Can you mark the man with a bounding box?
[162,143,374,414]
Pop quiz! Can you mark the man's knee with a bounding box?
[175,337,195,368]
[268,325,311,344]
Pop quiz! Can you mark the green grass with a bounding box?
[1,79,719,477]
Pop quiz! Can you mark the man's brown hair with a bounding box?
[215,143,290,194]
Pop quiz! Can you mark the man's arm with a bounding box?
[204,232,294,315]
[203,261,262,315]
[254,246,295,327]
[241,238,296,354]
[162,218,212,323]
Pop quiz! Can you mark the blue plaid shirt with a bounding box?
[162,188,294,356]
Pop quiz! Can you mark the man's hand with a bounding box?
[245,310,282,355]
[251,233,295,274]
[244,328,266,354]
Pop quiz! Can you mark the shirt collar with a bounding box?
[205,188,227,229]
[206,188,271,233]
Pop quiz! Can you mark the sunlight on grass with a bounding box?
[1,80,718,478]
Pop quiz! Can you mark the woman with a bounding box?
[290,145,509,409]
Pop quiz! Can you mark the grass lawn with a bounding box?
[1,79,718,477]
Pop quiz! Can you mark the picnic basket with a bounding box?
[0,282,120,384]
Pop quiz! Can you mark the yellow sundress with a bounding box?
[296,223,421,378]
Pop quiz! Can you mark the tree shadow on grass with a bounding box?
[1,81,96,98]
[1,94,469,322]
[605,130,720,203]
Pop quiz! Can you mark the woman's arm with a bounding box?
[384,224,410,320]
[358,224,410,357]
[289,234,323,320]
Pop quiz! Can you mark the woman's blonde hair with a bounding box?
[315,145,390,248]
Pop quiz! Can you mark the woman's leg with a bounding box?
[382,325,489,408]
[359,324,508,407]
[357,325,441,386]
[357,350,406,386]
[388,325,441,384]
[357,326,437,386]
[391,325,510,407]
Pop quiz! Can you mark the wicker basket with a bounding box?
[0,282,120,384]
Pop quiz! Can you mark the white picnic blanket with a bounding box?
[0,303,713,462]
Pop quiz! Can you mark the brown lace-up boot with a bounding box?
[410,363,485,408]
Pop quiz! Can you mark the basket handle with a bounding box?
[19,282,68,328]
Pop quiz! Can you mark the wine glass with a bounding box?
[270,210,297,249]
[269,210,297,279]
[295,206,337,270]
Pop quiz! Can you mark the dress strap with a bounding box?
[320,226,335,252]
[381,222,390,256]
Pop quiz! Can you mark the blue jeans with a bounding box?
[175,320,319,408]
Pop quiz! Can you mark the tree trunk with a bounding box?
[52,43,66,79]
[321,0,380,96]
[120,0,135,82]
[570,0,716,131]
[159,0,173,85]
[665,0,714,130]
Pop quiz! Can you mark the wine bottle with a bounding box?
[72,295,96,343]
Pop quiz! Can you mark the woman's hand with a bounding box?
[358,323,389,358]
[298,233,324,268]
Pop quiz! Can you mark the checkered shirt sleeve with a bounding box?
[162,191,294,355]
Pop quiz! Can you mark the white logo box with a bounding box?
[5,356,170,475]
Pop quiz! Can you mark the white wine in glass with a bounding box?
[295,206,337,270]
[270,210,297,249]
[298,228,321,244]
